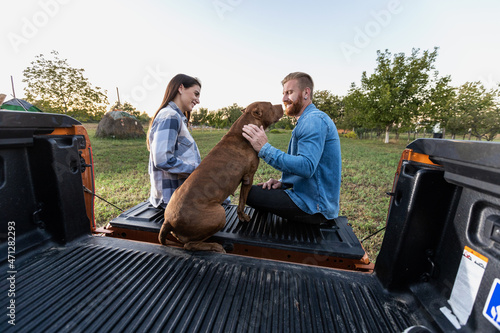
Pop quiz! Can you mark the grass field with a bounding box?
[84,123,407,261]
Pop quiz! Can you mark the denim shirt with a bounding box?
[149,101,201,208]
[258,104,341,219]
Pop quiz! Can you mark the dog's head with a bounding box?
[241,102,283,129]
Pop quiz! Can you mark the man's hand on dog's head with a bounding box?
[242,124,268,152]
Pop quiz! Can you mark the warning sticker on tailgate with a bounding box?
[448,246,488,326]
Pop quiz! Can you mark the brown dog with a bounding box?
[158,101,283,252]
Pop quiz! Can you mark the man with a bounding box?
[242,72,341,224]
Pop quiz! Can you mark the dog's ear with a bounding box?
[251,108,263,119]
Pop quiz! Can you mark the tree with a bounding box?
[23,50,108,121]
[191,107,209,126]
[313,90,343,124]
[454,82,499,141]
[273,115,295,130]
[421,74,456,138]
[206,110,227,129]
[220,103,243,125]
[409,74,456,139]
[342,84,369,137]
[355,48,440,143]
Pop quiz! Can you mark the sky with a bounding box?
[1,0,499,116]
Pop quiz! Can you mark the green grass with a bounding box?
[84,124,406,261]
[339,139,406,258]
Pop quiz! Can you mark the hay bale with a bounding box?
[96,111,145,139]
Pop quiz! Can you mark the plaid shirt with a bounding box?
[149,101,201,208]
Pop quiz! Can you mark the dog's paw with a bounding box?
[209,243,226,253]
[237,212,251,222]
[185,241,226,253]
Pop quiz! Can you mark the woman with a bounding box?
[147,74,202,208]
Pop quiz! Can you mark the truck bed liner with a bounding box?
[1,235,427,333]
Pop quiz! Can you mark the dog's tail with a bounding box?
[158,221,181,246]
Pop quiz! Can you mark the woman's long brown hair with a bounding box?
[147,74,201,150]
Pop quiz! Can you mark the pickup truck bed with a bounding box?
[1,234,423,333]
[2,111,500,332]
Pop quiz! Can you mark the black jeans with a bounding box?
[246,185,332,225]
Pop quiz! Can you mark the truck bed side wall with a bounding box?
[375,140,500,331]
[0,116,90,255]
[375,162,459,289]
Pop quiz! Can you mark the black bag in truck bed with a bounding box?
[1,111,500,332]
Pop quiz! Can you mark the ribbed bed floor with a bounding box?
[0,236,429,333]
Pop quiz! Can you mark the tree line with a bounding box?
[323,48,500,142]
[190,103,295,130]
[20,49,499,141]
[22,51,151,123]
[192,47,499,142]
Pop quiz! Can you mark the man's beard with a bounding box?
[285,94,304,117]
